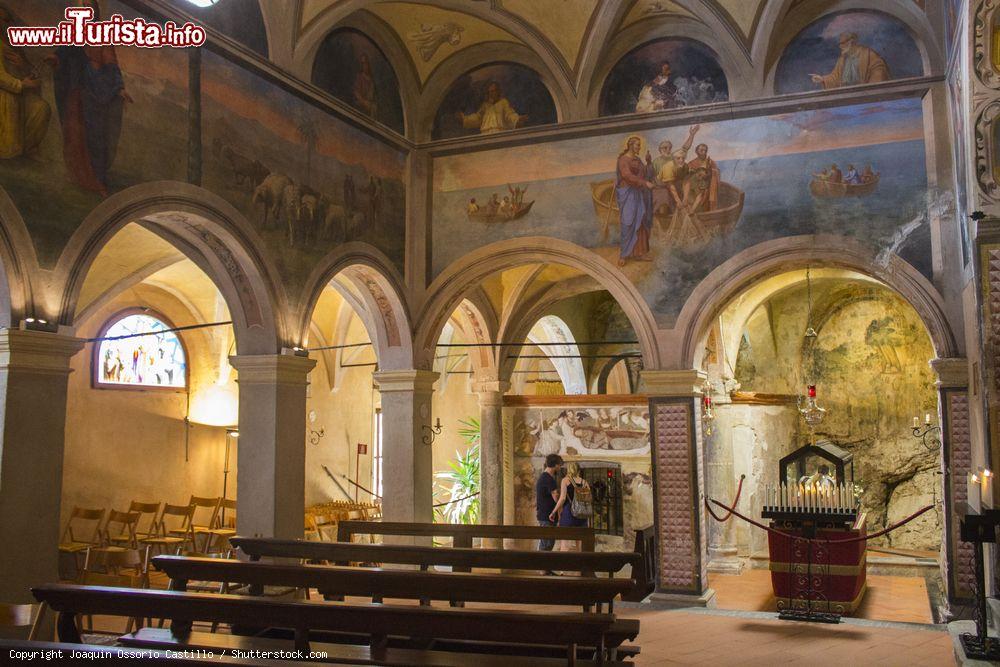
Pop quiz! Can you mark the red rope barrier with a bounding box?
[705,496,936,545]
[704,474,745,523]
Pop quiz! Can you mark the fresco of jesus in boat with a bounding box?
[596,125,745,264]
[430,98,931,326]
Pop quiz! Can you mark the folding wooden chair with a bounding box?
[169,496,220,552]
[101,509,140,549]
[0,602,45,640]
[205,499,236,553]
[79,547,148,635]
[111,501,161,545]
[140,504,195,556]
[58,507,105,579]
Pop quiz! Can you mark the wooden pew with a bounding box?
[627,525,657,602]
[33,584,635,665]
[152,555,636,612]
[337,521,596,552]
[230,536,638,579]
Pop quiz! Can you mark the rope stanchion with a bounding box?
[706,496,935,545]
[704,474,745,523]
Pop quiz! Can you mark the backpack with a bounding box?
[570,479,593,519]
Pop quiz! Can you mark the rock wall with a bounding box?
[730,280,942,551]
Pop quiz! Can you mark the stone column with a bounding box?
[640,369,715,607]
[373,369,438,524]
[930,357,975,602]
[474,380,508,531]
[229,353,316,539]
[0,329,85,603]
[704,392,744,574]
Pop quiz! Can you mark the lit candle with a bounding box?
[969,473,983,513]
[925,413,931,425]
[912,416,919,428]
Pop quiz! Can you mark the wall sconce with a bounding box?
[422,417,442,446]
[308,410,325,446]
[701,380,715,437]
[910,414,941,453]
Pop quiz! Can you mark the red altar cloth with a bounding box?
[767,516,867,614]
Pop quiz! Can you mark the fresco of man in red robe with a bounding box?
[46,0,131,197]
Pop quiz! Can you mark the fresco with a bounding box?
[431,63,557,139]
[506,404,652,549]
[312,28,405,134]
[0,0,188,266]
[202,51,407,290]
[511,406,651,459]
[599,38,728,117]
[432,98,933,325]
[0,1,407,289]
[775,10,923,94]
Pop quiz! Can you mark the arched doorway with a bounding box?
[692,267,948,622]
[420,255,654,549]
[297,247,413,523]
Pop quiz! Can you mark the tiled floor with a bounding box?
[103,570,953,665]
[709,567,935,624]
[618,607,953,666]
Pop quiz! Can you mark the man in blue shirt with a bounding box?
[536,454,563,555]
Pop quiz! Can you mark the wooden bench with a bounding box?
[231,536,638,576]
[337,520,596,552]
[33,583,636,665]
[230,534,654,602]
[152,554,636,612]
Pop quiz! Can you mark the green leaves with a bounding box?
[434,422,481,525]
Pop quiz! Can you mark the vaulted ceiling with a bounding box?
[193,0,944,139]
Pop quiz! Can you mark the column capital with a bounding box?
[929,357,968,389]
[0,328,85,375]
[229,353,316,385]
[640,369,707,396]
[373,369,439,393]
[472,379,510,398]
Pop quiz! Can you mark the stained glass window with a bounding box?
[96,313,186,388]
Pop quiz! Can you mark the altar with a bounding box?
[762,441,867,617]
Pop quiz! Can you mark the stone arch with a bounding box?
[526,314,587,395]
[674,235,959,370]
[416,237,661,372]
[596,354,639,394]
[0,187,43,327]
[51,181,284,356]
[298,242,413,371]
[451,294,498,380]
[759,0,942,93]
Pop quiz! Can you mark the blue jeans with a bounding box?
[538,519,555,551]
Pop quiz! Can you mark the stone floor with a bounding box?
[709,567,935,624]
[90,569,953,665]
[620,608,954,666]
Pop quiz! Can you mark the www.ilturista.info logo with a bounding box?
[7,6,206,48]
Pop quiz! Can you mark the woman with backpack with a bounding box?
[548,462,592,552]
